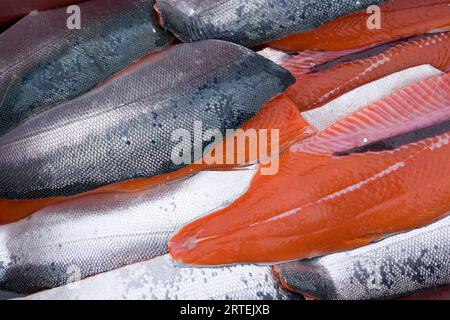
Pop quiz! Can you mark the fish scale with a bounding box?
[156,0,384,48]
[0,169,256,294]
[169,73,450,266]
[22,255,301,300]
[0,1,88,28]
[0,39,293,200]
[270,0,450,51]
[274,215,450,300]
[0,0,174,135]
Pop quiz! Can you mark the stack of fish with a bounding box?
[0,0,448,300]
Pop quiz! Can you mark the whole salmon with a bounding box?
[155,0,384,48]
[274,215,450,300]
[169,73,450,265]
[0,40,294,200]
[0,0,174,135]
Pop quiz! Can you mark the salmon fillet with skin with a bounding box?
[269,0,450,52]
[169,73,450,266]
[282,32,450,112]
[0,0,86,28]
[0,94,313,225]
[0,45,442,224]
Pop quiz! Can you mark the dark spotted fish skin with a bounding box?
[274,215,450,300]
[0,0,173,135]
[0,40,294,200]
[22,255,301,300]
[156,0,385,48]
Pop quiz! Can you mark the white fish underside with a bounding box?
[0,169,256,294]
[22,255,298,300]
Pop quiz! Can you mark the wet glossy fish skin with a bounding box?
[270,0,450,51]
[283,32,450,112]
[0,40,294,200]
[0,0,87,28]
[274,215,450,300]
[169,74,450,266]
[22,255,300,300]
[0,0,174,135]
[156,0,384,48]
[401,285,450,300]
[0,169,256,294]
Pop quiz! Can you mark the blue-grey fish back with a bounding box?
[274,215,450,300]
[0,0,173,135]
[0,40,294,200]
[156,0,385,47]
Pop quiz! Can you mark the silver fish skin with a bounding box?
[274,215,450,300]
[0,290,23,300]
[0,1,88,28]
[22,255,300,300]
[155,0,385,48]
[0,168,256,294]
[0,39,294,200]
[0,0,174,135]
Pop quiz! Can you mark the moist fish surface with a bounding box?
[0,169,256,294]
[274,215,450,300]
[0,39,294,200]
[282,32,450,112]
[0,0,87,28]
[169,73,450,265]
[0,289,23,300]
[401,286,450,300]
[0,41,442,222]
[0,0,174,135]
[270,0,450,51]
[155,0,384,48]
[21,255,300,300]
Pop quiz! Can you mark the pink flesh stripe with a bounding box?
[295,73,450,154]
[281,45,375,77]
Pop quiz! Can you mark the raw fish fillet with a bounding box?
[0,0,174,135]
[21,255,300,300]
[155,0,384,48]
[0,169,256,294]
[270,0,450,51]
[283,32,450,111]
[0,0,86,28]
[169,73,450,265]
[0,40,293,200]
[274,215,450,300]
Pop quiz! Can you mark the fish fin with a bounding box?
[296,73,450,154]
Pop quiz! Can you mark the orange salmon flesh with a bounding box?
[269,0,450,51]
[0,95,313,224]
[169,74,450,266]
